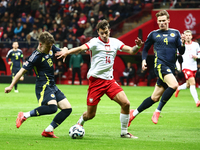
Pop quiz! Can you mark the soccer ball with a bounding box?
[69,124,85,139]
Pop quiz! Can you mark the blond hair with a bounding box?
[156,10,170,19]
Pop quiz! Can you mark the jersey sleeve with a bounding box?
[6,50,12,62]
[176,31,185,55]
[116,39,124,52]
[51,44,61,53]
[85,38,96,50]
[23,52,40,71]
[142,32,154,60]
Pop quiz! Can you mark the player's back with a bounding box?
[24,49,55,85]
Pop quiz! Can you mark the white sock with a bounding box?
[155,109,161,113]
[120,113,129,135]
[45,125,54,132]
[23,112,30,118]
[77,115,85,126]
[178,83,187,90]
[190,85,199,103]
[133,109,139,117]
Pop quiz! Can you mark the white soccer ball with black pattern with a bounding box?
[69,124,85,139]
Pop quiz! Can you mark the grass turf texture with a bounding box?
[0,84,200,150]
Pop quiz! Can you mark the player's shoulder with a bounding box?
[168,28,180,34]
[192,41,200,46]
[28,50,42,62]
[6,49,14,55]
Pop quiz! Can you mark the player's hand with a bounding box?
[55,47,69,62]
[5,86,12,93]
[181,34,185,46]
[142,59,147,70]
[8,61,12,65]
[135,37,144,47]
[192,55,197,59]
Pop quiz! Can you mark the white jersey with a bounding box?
[182,41,200,71]
[85,37,124,80]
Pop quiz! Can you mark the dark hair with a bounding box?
[96,19,110,31]
[156,10,169,19]
[38,31,55,45]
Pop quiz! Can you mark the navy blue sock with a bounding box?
[30,104,57,116]
[137,96,155,112]
[157,87,175,111]
[51,108,72,129]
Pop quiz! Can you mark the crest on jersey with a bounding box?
[167,69,171,72]
[49,50,53,56]
[105,45,111,51]
[18,52,20,55]
[89,98,93,103]
[51,94,55,98]
[170,33,175,37]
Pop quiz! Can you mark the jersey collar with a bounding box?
[98,36,109,44]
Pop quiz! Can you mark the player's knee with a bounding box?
[49,104,58,113]
[122,100,130,110]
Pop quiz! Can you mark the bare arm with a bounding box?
[55,44,88,62]
[121,37,144,55]
[5,68,27,93]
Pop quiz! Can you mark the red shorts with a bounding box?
[87,76,123,106]
[182,69,197,80]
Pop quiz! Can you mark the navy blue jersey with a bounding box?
[23,45,60,86]
[6,49,24,70]
[142,29,183,69]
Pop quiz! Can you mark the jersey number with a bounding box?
[106,56,111,63]
[164,38,168,45]
[15,54,19,60]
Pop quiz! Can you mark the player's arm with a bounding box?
[5,68,27,93]
[6,53,12,65]
[55,44,88,62]
[121,37,144,55]
[178,33,185,55]
[142,33,153,71]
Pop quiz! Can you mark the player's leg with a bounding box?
[42,98,72,138]
[128,85,164,126]
[12,72,18,92]
[17,100,58,128]
[77,105,97,126]
[152,74,178,124]
[113,91,138,139]
[16,87,59,128]
[188,77,200,106]
[157,74,178,112]
[77,68,82,85]
[175,70,190,97]
[72,68,76,85]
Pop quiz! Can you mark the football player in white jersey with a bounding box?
[56,19,143,139]
[175,30,200,107]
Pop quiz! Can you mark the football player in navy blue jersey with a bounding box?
[6,42,24,93]
[5,31,72,138]
[128,10,186,126]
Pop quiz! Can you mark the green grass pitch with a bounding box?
[0,84,200,150]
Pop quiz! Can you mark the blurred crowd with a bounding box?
[0,0,144,49]
[0,0,199,49]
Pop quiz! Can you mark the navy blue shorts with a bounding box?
[154,64,175,89]
[36,84,66,106]
[12,68,20,77]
